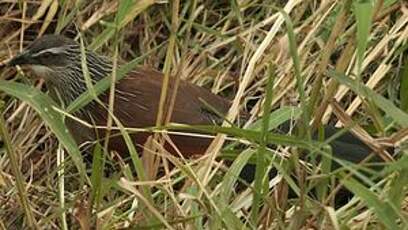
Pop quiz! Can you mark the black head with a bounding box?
[7,34,112,104]
[8,34,78,68]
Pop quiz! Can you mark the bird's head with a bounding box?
[8,35,81,78]
[7,34,112,105]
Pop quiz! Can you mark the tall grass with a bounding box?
[0,0,407,229]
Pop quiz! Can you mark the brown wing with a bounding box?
[69,67,231,156]
[108,68,230,128]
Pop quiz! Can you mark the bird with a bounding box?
[6,34,390,168]
[7,34,232,158]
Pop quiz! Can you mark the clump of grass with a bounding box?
[0,1,407,229]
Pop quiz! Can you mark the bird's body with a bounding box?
[8,34,390,164]
[68,68,231,156]
[9,35,231,156]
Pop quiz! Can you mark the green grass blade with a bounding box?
[353,0,374,78]
[278,7,310,138]
[220,149,255,203]
[89,0,155,50]
[0,80,87,181]
[341,176,399,229]
[251,65,275,222]
[166,124,328,152]
[248,106,301,131]
[0,105,37,227]
[330,71,408,127]
[90,143,105,210]
[400,57,408,112]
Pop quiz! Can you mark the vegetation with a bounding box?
[0,0,407,229]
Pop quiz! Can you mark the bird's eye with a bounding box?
[41,52,53,58]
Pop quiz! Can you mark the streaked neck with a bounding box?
[47,51,113,107]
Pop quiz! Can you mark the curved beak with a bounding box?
[7,51,31,67]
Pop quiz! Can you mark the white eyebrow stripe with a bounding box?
[31,47,66,57]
